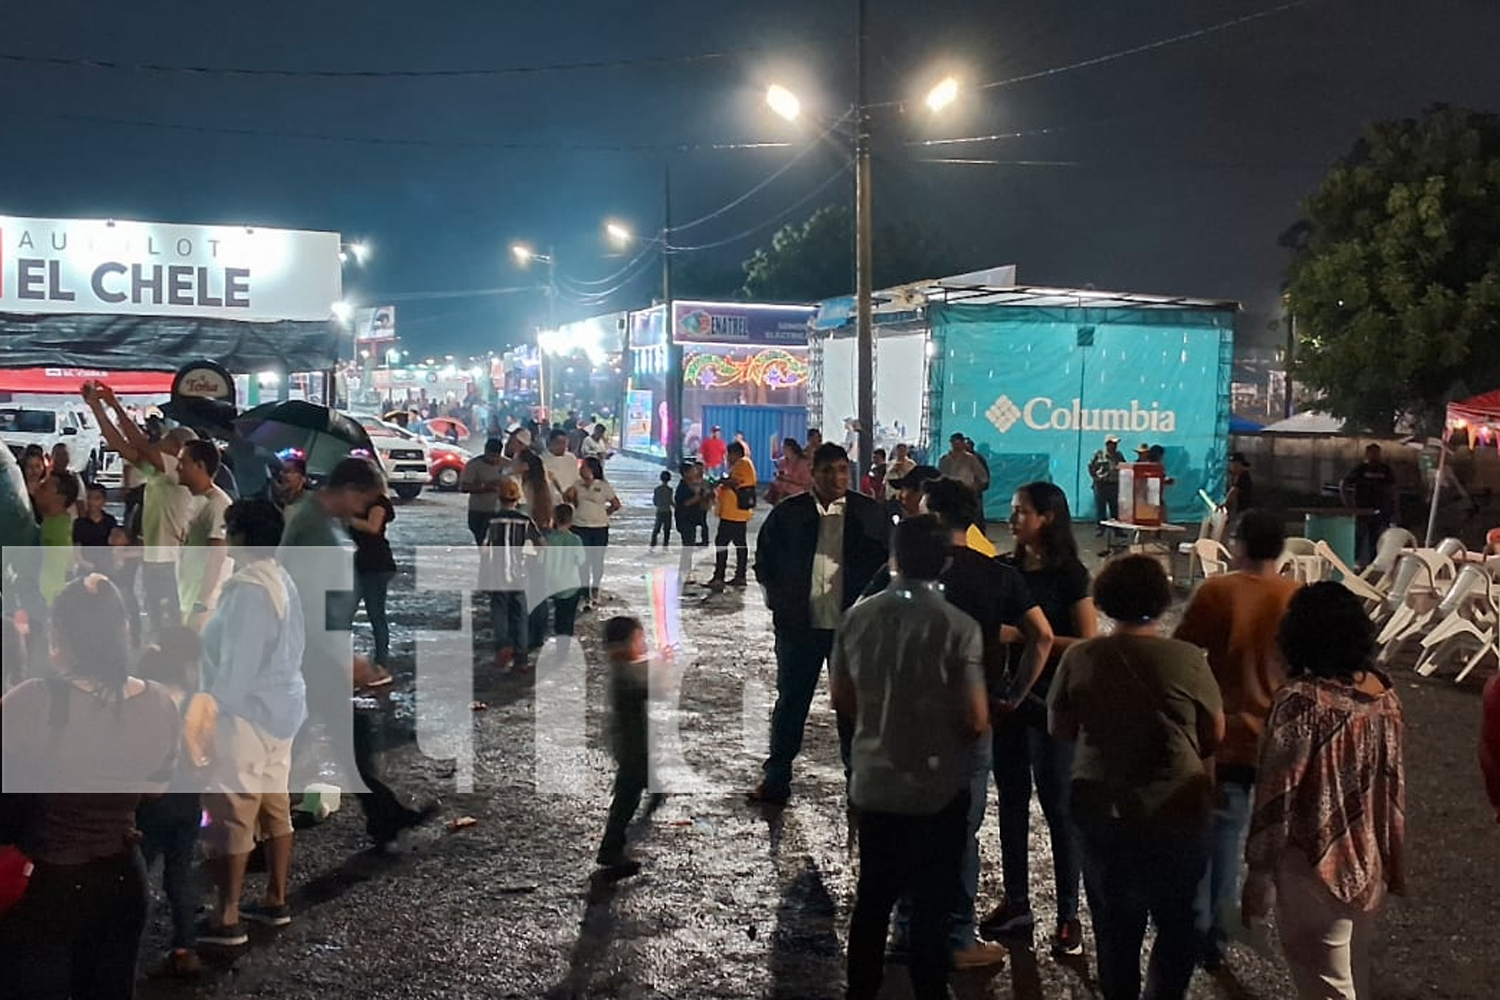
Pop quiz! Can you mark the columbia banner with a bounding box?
[929,303,1234,523]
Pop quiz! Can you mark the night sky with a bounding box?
[5,0,1498,355]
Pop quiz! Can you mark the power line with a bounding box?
[667,162,853,253]
[34,111,792,153]
[905,125,1069,147]
[977,0,1318,91]
[0,38,839,81]
[666,110,856,234]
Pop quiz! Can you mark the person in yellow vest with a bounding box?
[708,442,757,591]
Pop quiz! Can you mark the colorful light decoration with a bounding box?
[683,348,808,390]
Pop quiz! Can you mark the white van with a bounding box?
[0,401,104,479]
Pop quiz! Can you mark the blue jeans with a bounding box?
[1194,777,1254,959]
[894,739,991,949]
[1077,815,1209,1000]
[993,711,1082,921]
[761,626,851,794]
[138,800,200,950]
[489,589,528,657]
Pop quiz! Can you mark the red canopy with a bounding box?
[1446,390,1500,428]
[0,367,174,395]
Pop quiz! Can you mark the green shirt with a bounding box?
[40,513,73,605]
[1049,634,1222,831]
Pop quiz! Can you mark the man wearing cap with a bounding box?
[461,437,509,546]
[1088,437,1125,535]
[749,443,891,806]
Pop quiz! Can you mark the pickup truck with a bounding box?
[0,402,105,480]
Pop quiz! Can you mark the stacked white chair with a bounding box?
[1194,537,1232,579]
[1375,545,1460,665]
[1281,537,1324,584]
[1413,560,1500,680]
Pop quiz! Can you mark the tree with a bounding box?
[1284,105,1500,433]
[740,205,962,302]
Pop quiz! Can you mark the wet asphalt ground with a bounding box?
[136,456,1499,1000]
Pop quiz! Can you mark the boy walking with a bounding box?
[597,615,653,877]
[651,471,674,550]
[543,504,587,639]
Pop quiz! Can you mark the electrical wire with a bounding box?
[29,111,793,153]
[0,37,840,80]
[977,0,1317,92]
[666,109,855,234]
[905,125,1069,147]
[666,161,853,253]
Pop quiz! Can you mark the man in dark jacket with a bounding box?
[748,443,891,806]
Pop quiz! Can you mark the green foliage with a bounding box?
[1284,106,1500,433]
[740,205,961,302]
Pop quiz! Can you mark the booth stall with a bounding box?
[1427,390,1500,544]
[620,300,813,465]
[812,275,1238,523]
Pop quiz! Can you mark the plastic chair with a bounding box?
[1177,508,1231,584]
[1312,540,1388,605]
[1376,549,1459,664]
[1415,562,1499,679]
[1281,536,1324,583]
[1194,538,1232,579]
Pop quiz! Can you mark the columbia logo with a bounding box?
[986,395,1021,433]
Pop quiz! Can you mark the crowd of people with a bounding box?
[4,388,1496,1000]
[1,382,435,990]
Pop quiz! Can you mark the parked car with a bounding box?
[0,401,104,480]
[427,442,470,491]
[352,416,430,501]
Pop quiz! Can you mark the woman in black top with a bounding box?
[349,491,398,679]
[981,481,1097,958]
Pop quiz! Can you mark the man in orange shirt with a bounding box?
[1173,509,1300,969]
[707,441,756,591]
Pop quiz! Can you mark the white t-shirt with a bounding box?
[178,485,233,613]
[580,435,608,461]
[571,479,619,529]
[140,454,196,564]
[542,450,580,495]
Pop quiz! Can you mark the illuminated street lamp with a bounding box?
[605,221,633,246]
[765,84,802,123]
[764,64,961,471]
[331,300,353,323]
[340,241,371,265]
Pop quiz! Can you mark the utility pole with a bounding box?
[663,165,683,468]
[854,0,875,476]
[541,246,556,419]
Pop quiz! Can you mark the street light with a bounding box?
[331,300,353,323]
[925,76,960,113]
[605,221,633,246]
[764,64,960,472]
[766,84,802,122]
[340,241,371,265]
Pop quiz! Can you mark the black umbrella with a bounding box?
[233,401,375,476]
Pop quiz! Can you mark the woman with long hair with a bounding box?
[1048,555,1224,1000]
[0,574,181,997]
[983,482,1097,957]
[1244,583,1405,999]
[565,456,621,604]
[515,450,556,531]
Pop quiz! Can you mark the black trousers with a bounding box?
[467,510,492,546]
[847,791,970,1000]
[713,519,748,580]
[0,849,148,1000]
[295,673,416,844]
[651,510,673,547]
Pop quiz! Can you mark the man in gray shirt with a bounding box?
[831,514,990,1000]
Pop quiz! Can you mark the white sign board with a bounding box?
[0,216,342,323]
